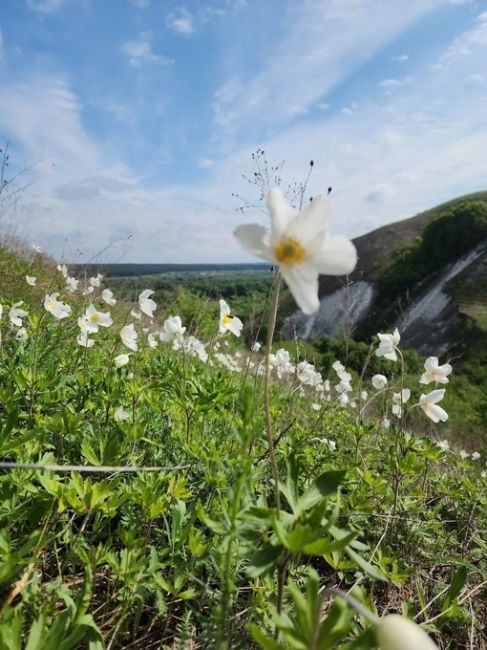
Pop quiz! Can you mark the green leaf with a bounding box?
[246,542,283,578]
[297,471,346,514]
[442,565,468,613]
[302,531,357,556]
[247,624,284,650]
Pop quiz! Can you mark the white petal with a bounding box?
[219,299,230,317]
[234,224,274,262]
[266,187,295,239]
[288,195,330,240]
[310,235,357,275]
[429,403,448,422]
[424,356,438,372]
[282,265,320,315]
[426,389,445,404]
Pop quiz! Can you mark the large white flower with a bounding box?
[420,356,452,385]
[375,328,401,361]
[219,299,243,336]
[44,293,72,319]
[102,288,117,306]
[419,389,448,423]
[372,374,388,390]
[114,353,131,368]
[9,302,28,327]
[376,614,438,650]
[120,324,138,351]
[234,187,356,315]
[138,289,157,318]
[82,304,113,333]
[160,315,186,342]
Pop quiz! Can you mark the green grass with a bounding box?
[0,263,485,649]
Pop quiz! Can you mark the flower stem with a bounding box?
[264,272,282,516]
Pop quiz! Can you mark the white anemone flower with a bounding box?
[102,288,117,306]
[114,353,131,368]
[15,327,28,342]
[251,341,261,352]
[44,293,72,319]
[32,244,42,253]
[436,439,450,452]
[83,304,113,333]
[219,299,243,336]
[89,273,103,288]
[376,614,438,650]
[419,389,448,423]
[459,449,469,460]
[120,324,138,351]
[471,451,480,461]
[65,276,79,293]
[234,187,357,315]
[271,349,295,379]
[138,289,157,318]
[372,374,388,390]
[420,356,452,385]
[77,330,95,348]
[160,315,186,342]
[9,302,28,327]
[26,275,37,286]
[391,388,411,418]
[332,360,345,373]
[376,328,401,361]
[173,335,208,362]
[114,406,130,422]
[57,264,69,278]
[147,332,158,348]
[82,286,94,296]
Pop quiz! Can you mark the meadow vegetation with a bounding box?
[0,249,485,649]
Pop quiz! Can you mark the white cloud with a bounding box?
[436,10,487,66]
[212,0,442,135]
[25,0,66,13]
[167,8,195,36]
[121,32,173,67]
[130,0,151,7]
[199,158,216,168]
[393,53,409,62]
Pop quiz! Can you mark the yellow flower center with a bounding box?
[273,236,306,264]
[89,313,100,324]
[223,315,233,325]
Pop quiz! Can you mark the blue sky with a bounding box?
[0,0,486,262]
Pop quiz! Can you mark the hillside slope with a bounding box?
[282,190,487,354]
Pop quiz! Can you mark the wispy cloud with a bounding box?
[436,10,487,66]
[0,28,4,65]
[212,0,441,136]
[130,0,151,7]
[121,32,173,68]
[166,8,195,36]
[25,0,66,13]
[393,53,409,62]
